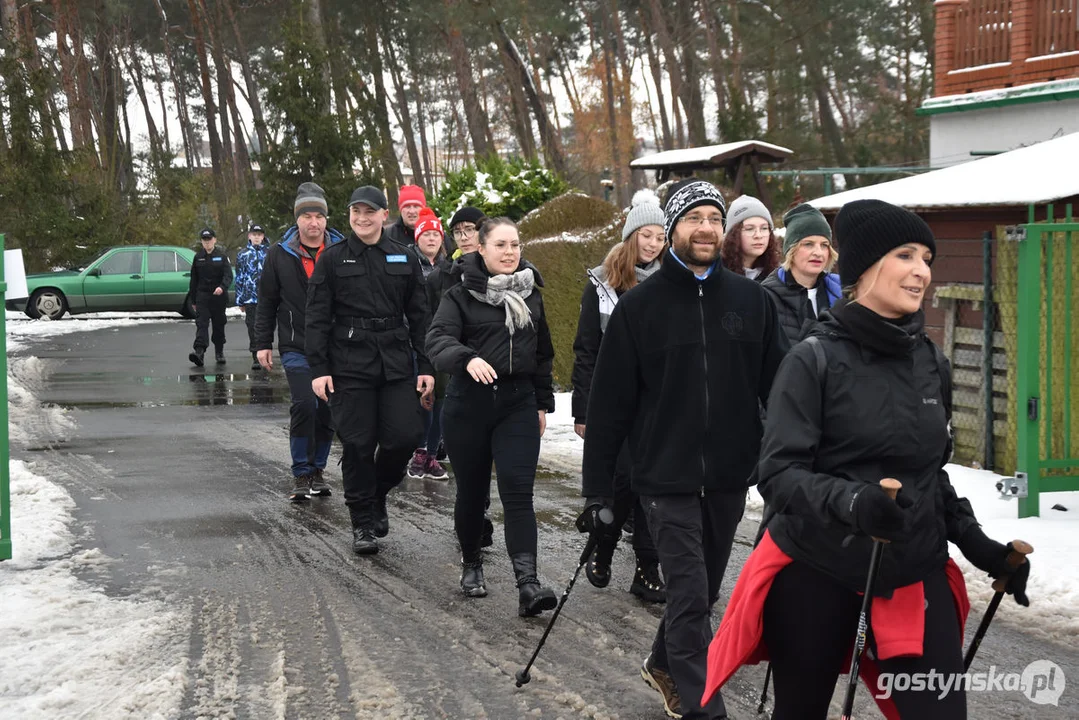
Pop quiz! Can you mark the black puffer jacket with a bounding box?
[757,306,978,598]
[424,255,464,316]
[425,251,555,412]
[761,268,841,344]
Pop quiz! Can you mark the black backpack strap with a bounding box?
[804,335,828,379]
[927,336,955,463]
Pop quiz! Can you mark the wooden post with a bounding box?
[1011,0,1034,68]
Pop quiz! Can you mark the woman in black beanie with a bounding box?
[702,199,1031,719]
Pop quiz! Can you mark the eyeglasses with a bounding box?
[679,215,725,227]
[741,226,770,236]
[453,225,478,239]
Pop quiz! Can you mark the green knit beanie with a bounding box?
[781,203,832,254]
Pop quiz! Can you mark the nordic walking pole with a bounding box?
[515,506,614,688]
[963,540,1033,672]
[839,478,902,720]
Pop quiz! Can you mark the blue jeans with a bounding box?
[281,351,334,477]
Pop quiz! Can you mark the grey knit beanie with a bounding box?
[295,181,328,219]
[623,189,666,240]
[725,195,773,235]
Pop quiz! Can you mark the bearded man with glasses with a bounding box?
[581,179,789,719]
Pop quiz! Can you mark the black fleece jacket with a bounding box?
[582,252,789,497]
[758,309,979,597]
[425,252,555,412]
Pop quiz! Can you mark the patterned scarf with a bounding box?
[468,268,536,332]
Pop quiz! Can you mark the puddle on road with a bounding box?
[55,372,291,409]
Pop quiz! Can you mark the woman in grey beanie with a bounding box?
[569,188,667,604]
[721,195,779,282]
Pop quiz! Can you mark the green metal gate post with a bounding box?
[1,234,11,560]
[1016,224,1042,518]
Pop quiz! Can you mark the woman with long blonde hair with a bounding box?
[571,189,668,603]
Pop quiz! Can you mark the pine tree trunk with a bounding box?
[639,8,672,151]
[405,40,434,188]
[186,0,227,209]
[700,0,727,134]
[363,14,402,204]
[121,47,163,161]
[495,31,537,161]
[16,5,57,149]
[600,14,626,206]
[495,22,567,175]
[221,0,268,156]
[153,0,195,169]
[303,0,333,116]
[52,0,87,149]
[148,52,172,156]
[669,4,707,145]
[205,0,234,191]
[647,0,687,147]
[443,2,493,160]
[381,28,427,188]
[91,10,126,192]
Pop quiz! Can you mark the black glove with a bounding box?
[576,497,614,536]
[957,526,1031,607]
[849,484,913,542]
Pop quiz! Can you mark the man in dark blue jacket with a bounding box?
[255,182,344,502]
[582,179,788,720]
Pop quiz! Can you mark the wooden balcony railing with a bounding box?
[955,0,1012,68]
[1033,0,1079,57]
[935,0,1079,96]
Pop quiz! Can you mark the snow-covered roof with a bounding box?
[810,132,1079,212]
[630,140,793,169]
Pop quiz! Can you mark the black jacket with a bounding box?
[425,252,555,412]
[757,309,978,597]
[254,227,344,355]
[305,231,432,381]
[425,255,465,316]
[570,280,617,424]
[761,268,841,345]
[384,216,415,247]
[582,253,789,497]
[189,247,233,296]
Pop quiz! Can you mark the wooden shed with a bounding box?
[808,132,1079,473]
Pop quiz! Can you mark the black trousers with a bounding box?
[763,561,966,720]
[610,443,656,561]
[330,376,423,528]
[243,303,258,354]
[442,377,540,559]
[642,491,746,720]
[193,292,227,352]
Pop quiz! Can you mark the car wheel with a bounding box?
[28,289,68,320]
[181,293,196,319]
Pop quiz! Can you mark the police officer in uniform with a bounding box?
[306,186,435,555]
[189,228,233,367]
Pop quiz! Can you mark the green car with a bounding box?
[7,245,231,320]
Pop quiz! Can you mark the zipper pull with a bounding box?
[348,324,354,339]
[700,486,705,498]
[698,285,703,298]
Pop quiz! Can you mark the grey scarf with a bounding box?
[469,268,536,332]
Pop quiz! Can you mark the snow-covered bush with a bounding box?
[430,157,569,221]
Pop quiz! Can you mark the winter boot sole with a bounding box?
[309,485,332,497]
[462,585,488,598]
[288,491,310,504]
[630,582,667,604]
[518,593,557,617]
[189,352,204,367]
[352,542,378,555]
[641,665,683,719]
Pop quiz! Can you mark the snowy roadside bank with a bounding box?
[2,326,190,718]
[542,391,1079,642]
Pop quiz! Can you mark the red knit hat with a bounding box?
[414,207,443,239]
[398,185,427,209]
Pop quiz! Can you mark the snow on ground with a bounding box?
[2,326,190,718]
[543,392,1079,640]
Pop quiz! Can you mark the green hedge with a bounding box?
[523,208,628,391]
[518,192,618,241]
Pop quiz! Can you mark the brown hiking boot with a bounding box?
[641,653,682,719]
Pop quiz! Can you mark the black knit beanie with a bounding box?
[449,206,486,229]
[662,179,726,244]
[835,199,937,288]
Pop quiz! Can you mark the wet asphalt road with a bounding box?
[10,317,1078,719]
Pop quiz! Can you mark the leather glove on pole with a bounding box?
[576,498,615,536]
[958,526,1032,607]
[849,484,914,542]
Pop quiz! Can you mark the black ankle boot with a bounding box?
[585,533,617,589]
[630,556,666,604]
[460,553,487,597]
[510,553,557,617]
